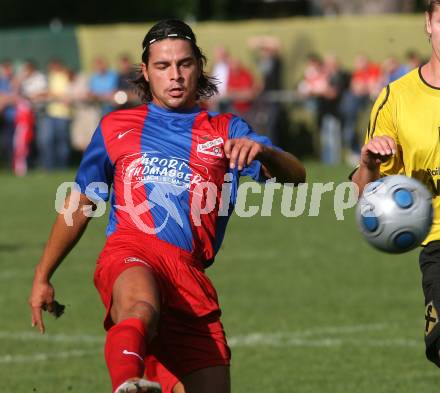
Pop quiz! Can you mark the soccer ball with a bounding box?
[356,175,433,253]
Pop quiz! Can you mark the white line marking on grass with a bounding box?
[229,336,421,348]
[0,331,103,344]
[0,323,422,355]
[0,323,384,345]
[0,338,421,365]
[229,337,421,348]
[228,323,389,347]
[228,324,423,348]
[0,349,99,364]
[289,323,388,337]
[0,270,33,280]
[0,339,421,365]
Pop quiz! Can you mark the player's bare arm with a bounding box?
[224,137,306,184]
[29,192,95,334]
[351,135,396,195]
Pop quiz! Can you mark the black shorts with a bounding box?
[419,240,440,367]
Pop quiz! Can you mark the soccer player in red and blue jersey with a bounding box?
[29,20,306,393]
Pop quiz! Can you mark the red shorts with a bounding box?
[94,231,231,393]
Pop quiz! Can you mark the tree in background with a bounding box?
[0,0,424,27]
[310,0,416,15]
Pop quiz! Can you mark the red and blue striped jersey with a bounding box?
[75,103,273,265]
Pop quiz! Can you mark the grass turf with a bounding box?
[0,162,436,392]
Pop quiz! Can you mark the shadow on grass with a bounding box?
[0,242,45,253]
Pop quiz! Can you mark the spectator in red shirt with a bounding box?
[339,54,382,164]
[226,57,257,117]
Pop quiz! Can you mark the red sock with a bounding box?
[105,318,147,392]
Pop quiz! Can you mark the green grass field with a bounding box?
[0,162,437,393]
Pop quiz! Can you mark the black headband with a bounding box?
[142,33,193,53]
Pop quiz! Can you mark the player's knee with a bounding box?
[115,300,159,338]
[129,300,158,322]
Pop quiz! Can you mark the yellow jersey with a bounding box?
[365,67,440,245]
[47,70,72,119]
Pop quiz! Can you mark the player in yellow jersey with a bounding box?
[351,0,440,366]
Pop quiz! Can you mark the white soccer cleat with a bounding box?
[115,378,162,393]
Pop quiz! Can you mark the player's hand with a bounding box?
[360,136,396,170]
[224,138,266,170]
[28,278,55,334]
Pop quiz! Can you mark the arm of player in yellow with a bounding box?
[351,86,402,195]
[28,192,94,334]
[352,135,397,195]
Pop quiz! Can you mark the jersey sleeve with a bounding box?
[75,123,114,201]
[228,115,275,182]
[365,85,404,176]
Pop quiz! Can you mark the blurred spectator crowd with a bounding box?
[0,41,423,175]
[210,40,422,166]
[295,49,421,165]
[0,54,137,175]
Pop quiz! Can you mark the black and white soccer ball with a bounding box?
[356,175,433,254]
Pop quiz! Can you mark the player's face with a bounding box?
[142,39,200,110]
[426,7,440,61]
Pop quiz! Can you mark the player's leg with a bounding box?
[110,265,160,330]
[171,366,230,393]
[145,258,230,393]
[106,266,162,392]
[419,241,440,366]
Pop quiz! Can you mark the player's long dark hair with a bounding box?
[427,0,440,14]
[132,19,218,103]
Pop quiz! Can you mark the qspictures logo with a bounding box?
[54,178,360,234]
[54,149,361,233]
